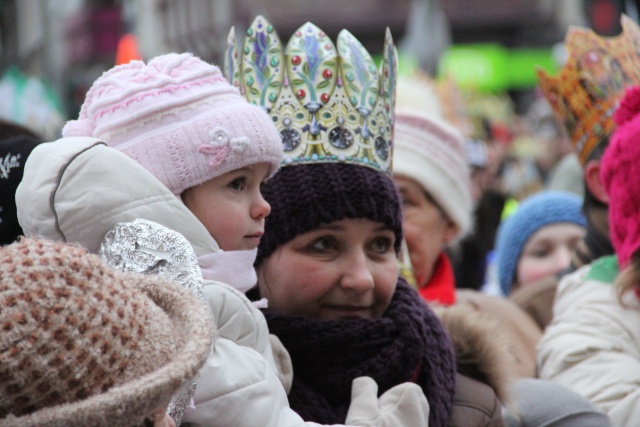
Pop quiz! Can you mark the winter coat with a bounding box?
[438,289,609,427]
[431,299,512,427]
[454,290,542,379]
[420,255,514,426]
[448,373,503,427]
[538,255,640,426]
[14,137,348,427]
[507,277,557,331]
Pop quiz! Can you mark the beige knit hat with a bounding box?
[393,73,473,241]
[0,238,214,427]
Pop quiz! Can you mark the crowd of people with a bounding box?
[1,11,640,427]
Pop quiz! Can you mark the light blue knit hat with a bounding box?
[495,191,587,295]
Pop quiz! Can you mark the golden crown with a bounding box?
[225,16,397,174]
[537,15,640,165]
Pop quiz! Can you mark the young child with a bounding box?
[16,53,429,427]
[60,52,283,291]
[0,237,213,427]
[494,191,587,296]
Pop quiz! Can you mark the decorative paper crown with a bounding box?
[537,15,640,165]
[225,15,398,174]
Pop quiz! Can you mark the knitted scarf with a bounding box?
[261,278,457,427]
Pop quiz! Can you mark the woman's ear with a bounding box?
[442,219,459,247]
[584,159,609,204]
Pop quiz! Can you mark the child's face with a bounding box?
[515,222,586,290]
[182,163,271,251]
[257,218,398,321]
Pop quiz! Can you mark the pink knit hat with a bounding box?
[601,84,640,268]
[62,53,283,196]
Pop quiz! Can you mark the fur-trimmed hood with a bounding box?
[431,290,543,404]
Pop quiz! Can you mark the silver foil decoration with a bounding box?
[99,218,206,425]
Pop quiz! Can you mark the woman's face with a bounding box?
[393,175,457,286]
[257,218,399,321]
[515,222,586,289]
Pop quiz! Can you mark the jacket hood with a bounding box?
[15,137,219,256]
[431,302,516,405]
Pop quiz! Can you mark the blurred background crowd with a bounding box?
[0,0,634,142]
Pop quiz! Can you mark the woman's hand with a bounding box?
[346,376,430,427]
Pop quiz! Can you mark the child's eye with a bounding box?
[526,246,551,258]
[311,237,337,252]
[228,177,246,191]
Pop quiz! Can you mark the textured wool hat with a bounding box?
[0,134,42,245]
[0,238,214,426]
[495,191,587,295]
[601,84,640,268]
[256,163,403,266]
[62,52,283,196]
[393,109,473,240]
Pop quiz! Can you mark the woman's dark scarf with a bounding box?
[259,278,457,427]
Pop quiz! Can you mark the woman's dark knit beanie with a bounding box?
[256,163,403,266]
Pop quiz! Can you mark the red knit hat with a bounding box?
[601,84,640,267]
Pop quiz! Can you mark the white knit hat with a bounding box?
[393,109,473,240]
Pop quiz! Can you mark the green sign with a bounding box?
[438,44,558,93]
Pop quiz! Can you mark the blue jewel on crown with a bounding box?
[225,15,397,174]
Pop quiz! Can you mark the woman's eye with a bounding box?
[229,177,246,191]
[401,197,414,207]
[370,237,392,253]
[311,237,336,251]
